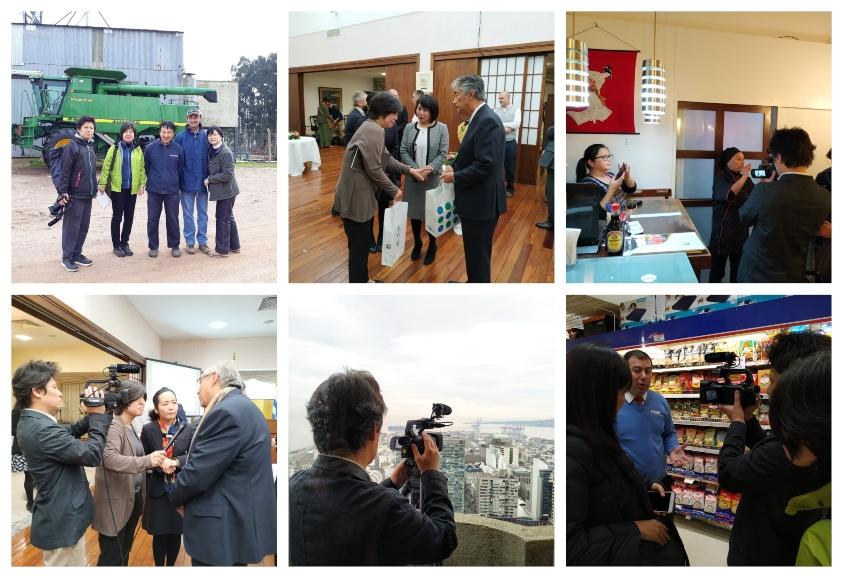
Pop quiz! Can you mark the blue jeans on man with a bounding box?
[181,189,209,247]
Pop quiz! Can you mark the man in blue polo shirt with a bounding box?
[617,350,690,486]
[144,121,185,258]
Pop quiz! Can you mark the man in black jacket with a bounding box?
[443,75,507,282]
[57,116,99,272]
[344,91,368,146]
[289,369,457,566]
[717,331,831,565]
[13,360,111,566]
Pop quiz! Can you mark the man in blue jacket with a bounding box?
[57,116,98,272]
[175,108,210,255]
[145,121,185,258]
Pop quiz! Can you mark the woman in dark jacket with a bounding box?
[709,147,754,282]
[567,343,688,566]
[141,388,194,566]
[206,126,241,257]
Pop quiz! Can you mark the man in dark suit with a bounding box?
[443,75,507,282]
[737,127,831,282]
[13,360,112,566]
[170,360,276,566]
[536,126,554,230]
[289,369,457,566]
[344,91,368,146]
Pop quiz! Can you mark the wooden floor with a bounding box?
[12,520,274,567]
[289,146,554,282]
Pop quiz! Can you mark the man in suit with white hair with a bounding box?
[170,360,276,566]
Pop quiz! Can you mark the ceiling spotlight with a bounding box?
[208,321,227,329]
[15,334,33,341]
[380,72,386,76]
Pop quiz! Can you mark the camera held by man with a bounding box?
[699,352,760,406]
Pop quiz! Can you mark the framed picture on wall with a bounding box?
[318,87,342,107]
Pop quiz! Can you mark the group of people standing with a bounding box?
[56,108,241,272]
[11,359,276,566]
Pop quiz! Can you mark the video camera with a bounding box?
[699,352,759,406]
[80,364,141,410]
[47,195,70,227]
[751,155,777,180]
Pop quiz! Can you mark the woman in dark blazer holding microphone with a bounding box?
[141,388,194,566]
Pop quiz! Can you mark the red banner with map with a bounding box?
[566,49,638,134]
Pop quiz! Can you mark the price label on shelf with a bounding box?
[652,333,665,343]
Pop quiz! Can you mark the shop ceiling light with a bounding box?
[15,334,33,341]
[566,13,589,109]
[208,321,227,329]
[641,13,667,124]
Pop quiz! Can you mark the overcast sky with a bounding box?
[288,295,556,450]
[11,8,276,80]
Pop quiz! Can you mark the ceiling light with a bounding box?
[208,321,227,329]
[380,72,386,76]
[641,13,667,124]
[15,334,33,341]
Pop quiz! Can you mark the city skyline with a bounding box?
[288,295,555,451]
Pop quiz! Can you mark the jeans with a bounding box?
[180,189,209,245]
[214,197,241,254]
[110,188,137,248]
[147,192,181,250]
[504,139,516,192]
[61,197,92,261]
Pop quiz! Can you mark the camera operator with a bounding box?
[92,381,168,566]
[717,331,830,565]
[736,127,831,282]
[289,369,457,566]
[57,115,99,273]
[12,360,112,566]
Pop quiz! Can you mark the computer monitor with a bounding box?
[566,183,603,246]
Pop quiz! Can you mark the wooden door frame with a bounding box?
[289,54,420,135]
[12,295,146,367]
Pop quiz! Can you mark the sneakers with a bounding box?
[198,244,211,255]
[62,258,79,272]
[209,251,229,258]
[231,248,241,254]
[171,247,181,258]
[185,244,197,255]
[113,246,126,257]
[122,244,134,256]
[149,249,158,258]
[75,254,93,266]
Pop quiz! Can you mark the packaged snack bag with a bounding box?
[685,428,698,446]
[731,492,741,514]
[757,369,771,394]
[676,427,685,445]
[682,486,694,507]
[679,373,691,392]
[692,489,705,510]
[704,456,718,474]
[691,373,702,390]
[715,431,727,448]
[693,455,705,473]
[704,428,716,447]
[704,490,717,513]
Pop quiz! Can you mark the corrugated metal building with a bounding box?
[11,22,185,156]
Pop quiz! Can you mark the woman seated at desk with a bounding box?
[576,143,638,213]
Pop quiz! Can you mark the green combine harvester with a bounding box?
[12,67,218,161]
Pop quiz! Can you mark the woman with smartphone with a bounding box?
[567,343,688,566]
[708,147,754,283]
[575,143,638,214]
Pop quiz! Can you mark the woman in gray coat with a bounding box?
[400,95,449,264]
[206,126,241,257]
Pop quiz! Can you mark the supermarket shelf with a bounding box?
[653,361,770,374]
[684,445,720,454]
[662,393,699,399]
[675,505,733,530]
[668,471,719,487]
[675,419,731,428]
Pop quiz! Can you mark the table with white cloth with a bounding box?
[288,136,321,176]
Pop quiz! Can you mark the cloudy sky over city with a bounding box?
[11,8,276,80]
[289,294,556,450]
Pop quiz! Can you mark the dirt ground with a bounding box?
[11,159,276,283]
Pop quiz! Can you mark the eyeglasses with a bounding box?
[594,154,614,160]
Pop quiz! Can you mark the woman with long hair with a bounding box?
[575,143,637,214]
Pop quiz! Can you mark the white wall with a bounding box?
[161,337,277,371]
[302,71,380,127]
[53,295,162,359]
[565,15,832,188]
[290,12,554,71]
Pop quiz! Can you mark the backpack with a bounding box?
[46,140,77,192]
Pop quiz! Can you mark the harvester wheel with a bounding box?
[41,128,78,165]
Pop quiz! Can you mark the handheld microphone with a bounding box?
[163,422,187,452]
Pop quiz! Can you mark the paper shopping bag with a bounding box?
[424,182,459,238]
[380,201,408,267]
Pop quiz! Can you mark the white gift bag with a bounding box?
[424,182,459,238]
[380,201,408,267]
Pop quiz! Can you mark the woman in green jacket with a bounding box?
[98,123,146,257]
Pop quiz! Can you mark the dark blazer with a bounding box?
[736,173,830,282]
[289,454,457,565]
[170,389,276,566]
[16,410,112,550]
[453,104,507,221]
[567,425,687,566]
[207,143,240,201]
[345,108,366,146]
[12,408,22,455]
[718,418,828,565]
[140,419,194,535]
[709,169,753,255]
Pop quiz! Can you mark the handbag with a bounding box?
[380,201,408,267]
[424,181,459,238]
